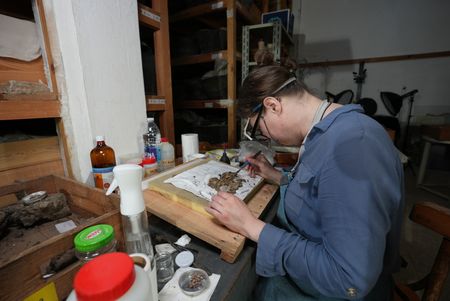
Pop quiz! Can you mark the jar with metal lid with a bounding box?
[74,224,117,262]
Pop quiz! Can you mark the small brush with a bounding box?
[233,150,262,175]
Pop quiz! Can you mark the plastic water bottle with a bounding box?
[159,137,175,171]
[143,118,161,163]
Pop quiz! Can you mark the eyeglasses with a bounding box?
[243,104,271,144]
[244,104,270,142]
[242,77,297,143]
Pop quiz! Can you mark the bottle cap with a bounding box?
[175,250,194,268]
[95,135,104,142]
[74,224,115,252]
[74,252,135,301]
[147,117,154,122]
[161,137,168,143]
[141,157,156,165]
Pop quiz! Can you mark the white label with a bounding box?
[227,9,234,18]
[55,220,77,233]
[211,52,223,60]
[205,102,213,108]
[147,98,165,105]
[211,1,224,10]
[140,8,161,23]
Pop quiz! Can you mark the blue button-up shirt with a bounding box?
[257,105,404,299]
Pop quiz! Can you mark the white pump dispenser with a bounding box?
[106,164,158,301]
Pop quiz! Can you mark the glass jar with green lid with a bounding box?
[74,224,117,262]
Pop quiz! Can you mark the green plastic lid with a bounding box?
[74,224,115,252]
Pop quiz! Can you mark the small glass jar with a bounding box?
[74,224,117,263]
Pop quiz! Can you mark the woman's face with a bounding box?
[248,99,300,146]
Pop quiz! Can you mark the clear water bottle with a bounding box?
[159,137,175,172]
[143,118,161,164]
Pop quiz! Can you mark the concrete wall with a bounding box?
[293,0,450,125]
[44,0,147,183]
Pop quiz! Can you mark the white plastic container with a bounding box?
[67,252,154,301]
[159,137,175,171]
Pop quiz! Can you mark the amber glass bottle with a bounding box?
[90,136,116,190]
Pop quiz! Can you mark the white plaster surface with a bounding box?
[44,0,147,183]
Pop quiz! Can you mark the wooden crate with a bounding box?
[0,175,122,301]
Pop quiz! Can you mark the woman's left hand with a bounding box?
[205,191,265,242]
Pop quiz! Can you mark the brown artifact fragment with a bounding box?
[207,172,243,194]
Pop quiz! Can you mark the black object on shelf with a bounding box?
[202,75,227,99]
[196,28,226,54]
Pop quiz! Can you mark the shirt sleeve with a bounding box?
[256,130,401,299]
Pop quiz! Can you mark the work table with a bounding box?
[149,195,279,300]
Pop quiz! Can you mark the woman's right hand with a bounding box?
[245,154,283,185]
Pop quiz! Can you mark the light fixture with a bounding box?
[325,89,354,104]
[380,89,418,151]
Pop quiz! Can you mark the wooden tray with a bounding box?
[143,159,278,263]
[0,175,123,300]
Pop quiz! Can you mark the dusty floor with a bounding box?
[394,164,450,300]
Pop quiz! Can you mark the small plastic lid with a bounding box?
[147,117,154,122]
[175,251,194,268]
[74,224,115,253]
[141,157,156,165]
[74,252,135,301]
[161,137,168,143]
[95,135,104,142]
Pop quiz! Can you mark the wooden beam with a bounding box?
[170,1,226,23]
[172,51,228,66]
[152,0,175,144]
[226,0,237,147]
[298,51,450,68]
[138,3,160,30]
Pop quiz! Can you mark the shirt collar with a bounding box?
[314,104,364,132]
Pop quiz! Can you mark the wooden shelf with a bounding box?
[138,3,160,30]
[170,0,260,148]
[174,99,232,109]
[172,50,241,66]
[138,1,175,145]
[0,99,60,120]
[171,0,260,24]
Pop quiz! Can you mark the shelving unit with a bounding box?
[169,0,261,149]
[138,1,175,145]
[241,21,294,81]
[0,0,65,194]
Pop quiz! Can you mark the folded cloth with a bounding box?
[159,267,220,301]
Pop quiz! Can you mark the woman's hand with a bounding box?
[205,192,265,242]
[246,154,283,185]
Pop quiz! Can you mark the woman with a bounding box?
[205,65,404,300]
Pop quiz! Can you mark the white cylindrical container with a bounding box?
[67,252,154,301]
[181,133,199,163]
[159,137,175,171]
[130,253,158,301]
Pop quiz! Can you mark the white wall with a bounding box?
[44,0,147,183]
[294,0,450,124]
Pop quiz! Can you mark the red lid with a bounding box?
[142,157,156,165]
[74,252,135,301]
[161,137,168,142]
